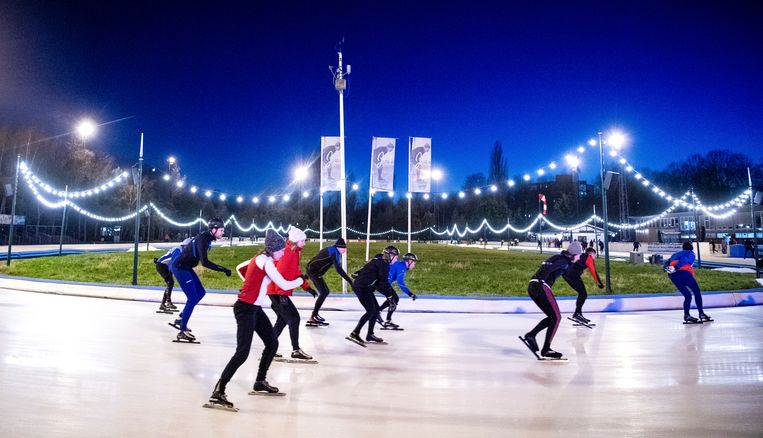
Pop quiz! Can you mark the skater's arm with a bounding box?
[197,235,227,273]
[585,256,602,285]
[263,257,304,290]
[330,248,355,284]
[394,269,413,297]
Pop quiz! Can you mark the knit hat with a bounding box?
[334,238,347,248]
[288,227,307,243]
[265,229,286,253]
[567,241,583,255]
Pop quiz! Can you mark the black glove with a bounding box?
[306,287,318,298]
[351,271,359,280]
[597,282,604,289]
[411,293,417,301]
[301,274,310,281]
[223,268,232,277]
[153,258,159,264]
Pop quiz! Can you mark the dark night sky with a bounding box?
[1,0,762,197]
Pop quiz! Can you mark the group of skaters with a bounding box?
[152,218,712,407]
[151,218,419,411]
[522,240,711,360]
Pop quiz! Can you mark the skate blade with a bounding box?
[305,323,329,328]
[567,317,595,328]
[202,403,238,412]
[683,321,703,325]
[380,327,404,331]
[274,358,318,364]
[156,310,174,314]
[365,341,388,345]
[538,356,568,361]
[345,336,367,348]
[518,336,541,360]
[248,391,286,397]
[167,322,182,330]
[172,339,200,344]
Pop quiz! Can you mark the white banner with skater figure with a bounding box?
[321,136,342,191]
[408,137,432,193]
[370,137,396,192]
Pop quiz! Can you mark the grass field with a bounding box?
[0,242,758,296]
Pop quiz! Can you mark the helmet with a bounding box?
[207,217,225,230]
[403,252,418,262]
[383,245,400,260]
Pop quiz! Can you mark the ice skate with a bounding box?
[380,320,404,331]
[173,330,199,344]
[699,313,714,323]
[156,302,174,314]
[683,315,701,324]
[203,391,238,412]
[275,349,319,364]
[165,301,178,311]
[365,333,387,344]
[249,380,285,397]
[313,314,326,322]
[305,316,329,327]
[346,331,367,348]
[519,335,541,360]
[540,349,567,360]
[568,314,595,329]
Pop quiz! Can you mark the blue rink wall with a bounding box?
[1,275,761,315]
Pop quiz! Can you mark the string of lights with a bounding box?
[20,161,129,199]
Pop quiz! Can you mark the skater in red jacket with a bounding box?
[267,227,317,361]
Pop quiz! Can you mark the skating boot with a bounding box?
[381,320,403,331]
[249,380,285,396]
[274,353,283,359]
[699,313,713,322]
[291,349,313,360]
[376,314,385,326]
[365,333,385,343]
[165,300,178,311]
[205,390,236,411]
[345,331,366,347]
[540,349,563,359]
[177,330,196,342]
[571,312,590,324]
[523,333,539,352]
[306,316,329,327]
[683,315,700,324]
[313,314,327,323]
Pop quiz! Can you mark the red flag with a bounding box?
[538,193,547,215]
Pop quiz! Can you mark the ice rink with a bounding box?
[1,289,761,437]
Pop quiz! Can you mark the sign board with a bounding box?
[0,214,25,225]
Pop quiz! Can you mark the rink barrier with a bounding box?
[1,275,761,314]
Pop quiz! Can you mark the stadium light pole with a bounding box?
[597,132,612,294]
[132,134,144,286]
[748,168,760,278]
[332,41,350,293]
[6,155,21,265]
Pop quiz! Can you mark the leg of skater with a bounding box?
[669,271,697,322]
[280,297,311,359]
[210,300,256,408]
[526,281,562,358]
[269,295,287,339]
[563,274,589,322]
[252,306,281,393]
[308,273,329,324]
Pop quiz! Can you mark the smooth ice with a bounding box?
[0,289,761,437]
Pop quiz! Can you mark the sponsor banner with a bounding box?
[0,214,25,225]
[370,137,396,191]
[408,137,432,193]
[321,136,342,191]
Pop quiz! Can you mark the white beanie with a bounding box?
[567,241,583,255]
[288,227,307,243]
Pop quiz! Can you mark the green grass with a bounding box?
[0,242,758,296]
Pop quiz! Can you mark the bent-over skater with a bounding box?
[664,242,711,323]
[563,246,603,324]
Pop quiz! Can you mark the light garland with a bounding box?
[20,161,129,199]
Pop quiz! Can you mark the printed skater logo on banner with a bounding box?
[409,137,432,193]
[321,136,342,192]
[370,137,396,192]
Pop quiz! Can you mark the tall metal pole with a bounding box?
[145,208,151,251]
[58,185,68,256]
[230,219,235,247]
[748,168,760,278]
[407,137,412,253]
[319,191,324,250]
[691,187,702,269]
[538,200,543,255]
[6,155,20,266]
[365,190,373,261]
[335,46,349,293]
[598,132,612,293]
[593,204,598,257]
[132,133,144,286]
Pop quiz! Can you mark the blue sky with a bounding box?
[2,0,761,196]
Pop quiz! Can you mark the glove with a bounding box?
[153,258,159,264]
[223,268,232,277]
[597,282,604,289]
[306,287,318,298]
[351,271,359,280]
[664,266,676,274]
[411,293,417,301]
[301,274,310,281]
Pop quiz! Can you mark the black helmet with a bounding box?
[403,252,418,262]
[207,217,225,230]
[383,245,400,260]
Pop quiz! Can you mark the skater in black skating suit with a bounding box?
[562,247,603,323]
[523,242,583,359]
[305,238,354,325]
[346,246,399,345]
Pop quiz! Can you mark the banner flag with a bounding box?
[321,136,342,192]
[408,137,432,193]
[370,137,396,191]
